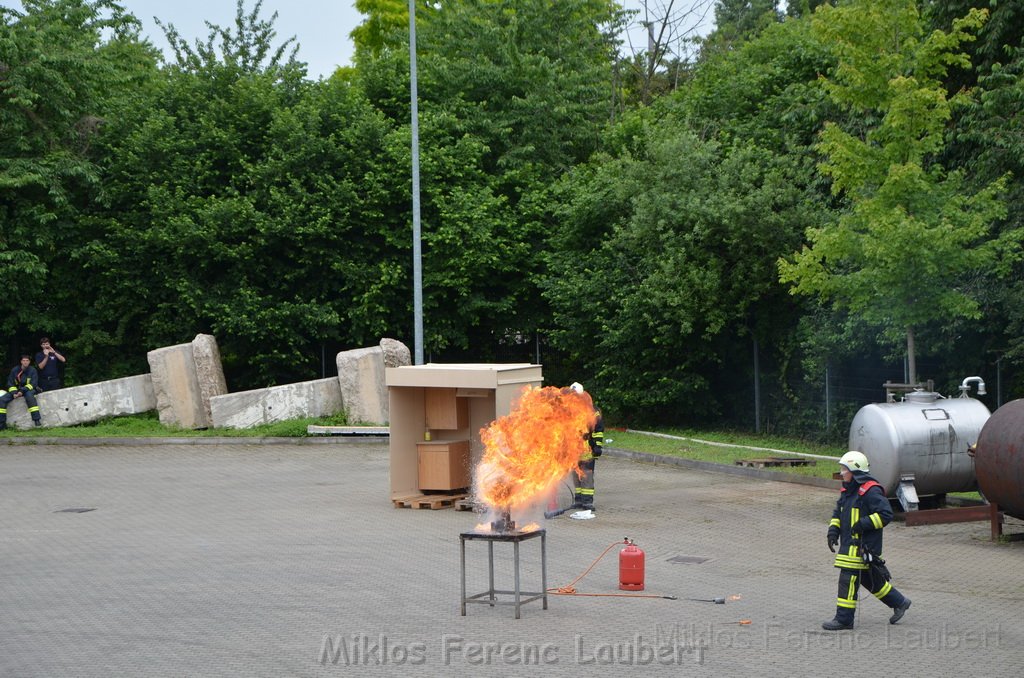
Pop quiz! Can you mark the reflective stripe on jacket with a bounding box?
[581,410,604,461]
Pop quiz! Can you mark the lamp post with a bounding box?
[409,0,424,365]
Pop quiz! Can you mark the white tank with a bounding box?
[847,391,990,496]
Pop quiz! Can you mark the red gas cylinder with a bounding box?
[619,539,645,591]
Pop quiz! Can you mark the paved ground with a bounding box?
[1,439,1022,677]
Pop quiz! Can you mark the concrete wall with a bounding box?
[147,334,228,429]
[3,374,156,430]
[209,378,343,429]
[192,334,229,425]
[335,338,411,425]
[3,336,405,432]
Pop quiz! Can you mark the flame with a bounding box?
[728,595,742,601]
[470,521,539,534]
[475,385,597,511]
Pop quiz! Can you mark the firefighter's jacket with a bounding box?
[829,470,891,570]
[6,365,39,393]
[582,410,604,461]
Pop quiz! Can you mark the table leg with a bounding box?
[460,536,466,616]
[488,540,495,606]
[514,540,521,619]
[541,530,548,610]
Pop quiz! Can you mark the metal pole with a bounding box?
[825,363,831,432]
[409,0,424,365]
[997,357,1002,408]
[753,336,761,434]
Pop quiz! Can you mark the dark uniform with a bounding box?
[573,409,604,510]
[35,350,62,391]
[824,469,911,629]
[0,362,42,429]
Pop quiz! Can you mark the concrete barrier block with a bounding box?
[192,333,229,422]
[336,347,385,425]
[4,374,155,430]
[381,337,411,368]
[147,342,207,429]
[146,334,227,430]
[337,339,411,426]
[209,378,343,429]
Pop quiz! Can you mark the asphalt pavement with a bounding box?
[1,439,1021,677]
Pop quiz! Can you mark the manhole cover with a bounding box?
[667,555,710,564]
[55,508,96,513]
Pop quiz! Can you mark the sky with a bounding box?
[4,1,717,80]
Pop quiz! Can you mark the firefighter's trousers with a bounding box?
[573,459,596,508]
[833,566,907,624]
[0,388,41,425]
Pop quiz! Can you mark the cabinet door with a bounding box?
[424,388,468,430]
[418,440,471,491]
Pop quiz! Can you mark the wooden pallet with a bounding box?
[455,497,483,512]
[735,457,817,468]
[392,492,468,510]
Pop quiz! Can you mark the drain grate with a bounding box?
[667,555,710,564]
[55,507,97,513]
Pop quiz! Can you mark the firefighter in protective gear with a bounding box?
[822,451,911,630]
[569,382,603,512]
[0,355,43,430]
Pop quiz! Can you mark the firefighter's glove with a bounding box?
[827,527,839,553]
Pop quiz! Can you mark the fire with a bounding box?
[472,521,541,534]
[475,385,597,512]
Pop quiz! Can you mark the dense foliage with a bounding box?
[2,0,1022,437]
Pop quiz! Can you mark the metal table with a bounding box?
[460,528,547,619]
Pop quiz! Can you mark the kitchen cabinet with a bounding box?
[424,388,468,430]
[418,440,471,491]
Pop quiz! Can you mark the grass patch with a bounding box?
[607,429,846,481]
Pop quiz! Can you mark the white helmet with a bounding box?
[570,382,584,394]
[839,450,869,472]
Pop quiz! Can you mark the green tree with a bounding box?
[0,0,155,351]
[778,0,1019,384]
[78,1,408,386]
[155,0,300,74]
[353,0,622,359]
[540,7,839,425]
[545,127,820,423]
[924,0,1024,86]
[351,0,438,63]
[699,0,782,58]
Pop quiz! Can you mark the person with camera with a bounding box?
[35,337,66,392]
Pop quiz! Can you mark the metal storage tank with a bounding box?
[973,398,1024,520]
[848,382,990,509]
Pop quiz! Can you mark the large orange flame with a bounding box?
[475,385,597,511]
